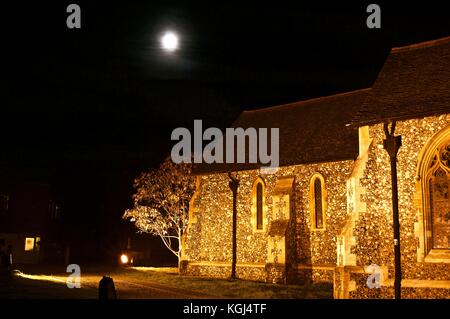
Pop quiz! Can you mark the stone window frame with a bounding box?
[251,177,267,233]
[415,125,450,263]
[309,173,327,231]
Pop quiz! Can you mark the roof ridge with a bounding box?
[241,88,371,114]
[391,36,450,54]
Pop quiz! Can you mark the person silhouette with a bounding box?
[99,276,117,299]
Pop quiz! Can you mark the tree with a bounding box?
[123,157,195,271]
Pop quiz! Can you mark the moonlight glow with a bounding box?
[161,32,179,52]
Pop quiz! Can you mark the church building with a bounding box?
[180,37,450,298]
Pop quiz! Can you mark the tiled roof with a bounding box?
[351,37,450,126]
[193,89,369,174]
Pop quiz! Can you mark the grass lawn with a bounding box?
[122,267,333,299]
[85,266,332,299]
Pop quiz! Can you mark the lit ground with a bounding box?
[0,265,333,299]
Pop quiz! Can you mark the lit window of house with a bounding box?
[25,238,35,251]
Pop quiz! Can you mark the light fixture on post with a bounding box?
[228,172,239,280]
[383,121,402,299]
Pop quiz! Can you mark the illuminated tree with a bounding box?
[123,157,195,271]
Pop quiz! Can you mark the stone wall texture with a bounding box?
[350,114,450,298]
[182,114,450,298]
[183,161,354,282]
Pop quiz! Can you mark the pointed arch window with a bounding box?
[251,177,266,232]
[256,182,263,230]
[416,126,450,263]
[424,143,450,252]
[310,174,327,230]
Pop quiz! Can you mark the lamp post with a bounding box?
[228,172,239,280]
[383,121,402,299]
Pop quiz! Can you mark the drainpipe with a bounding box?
[383,121,402,299]
[228,172,239,280]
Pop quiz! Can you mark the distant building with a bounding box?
[181,37,450,298]
[0,181,63,264]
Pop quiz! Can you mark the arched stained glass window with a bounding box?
[426,144,450,250]
[416,127,450,262]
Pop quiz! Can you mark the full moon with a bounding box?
[161,31,179,52]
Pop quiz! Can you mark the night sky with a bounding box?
[1,1,449,263]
